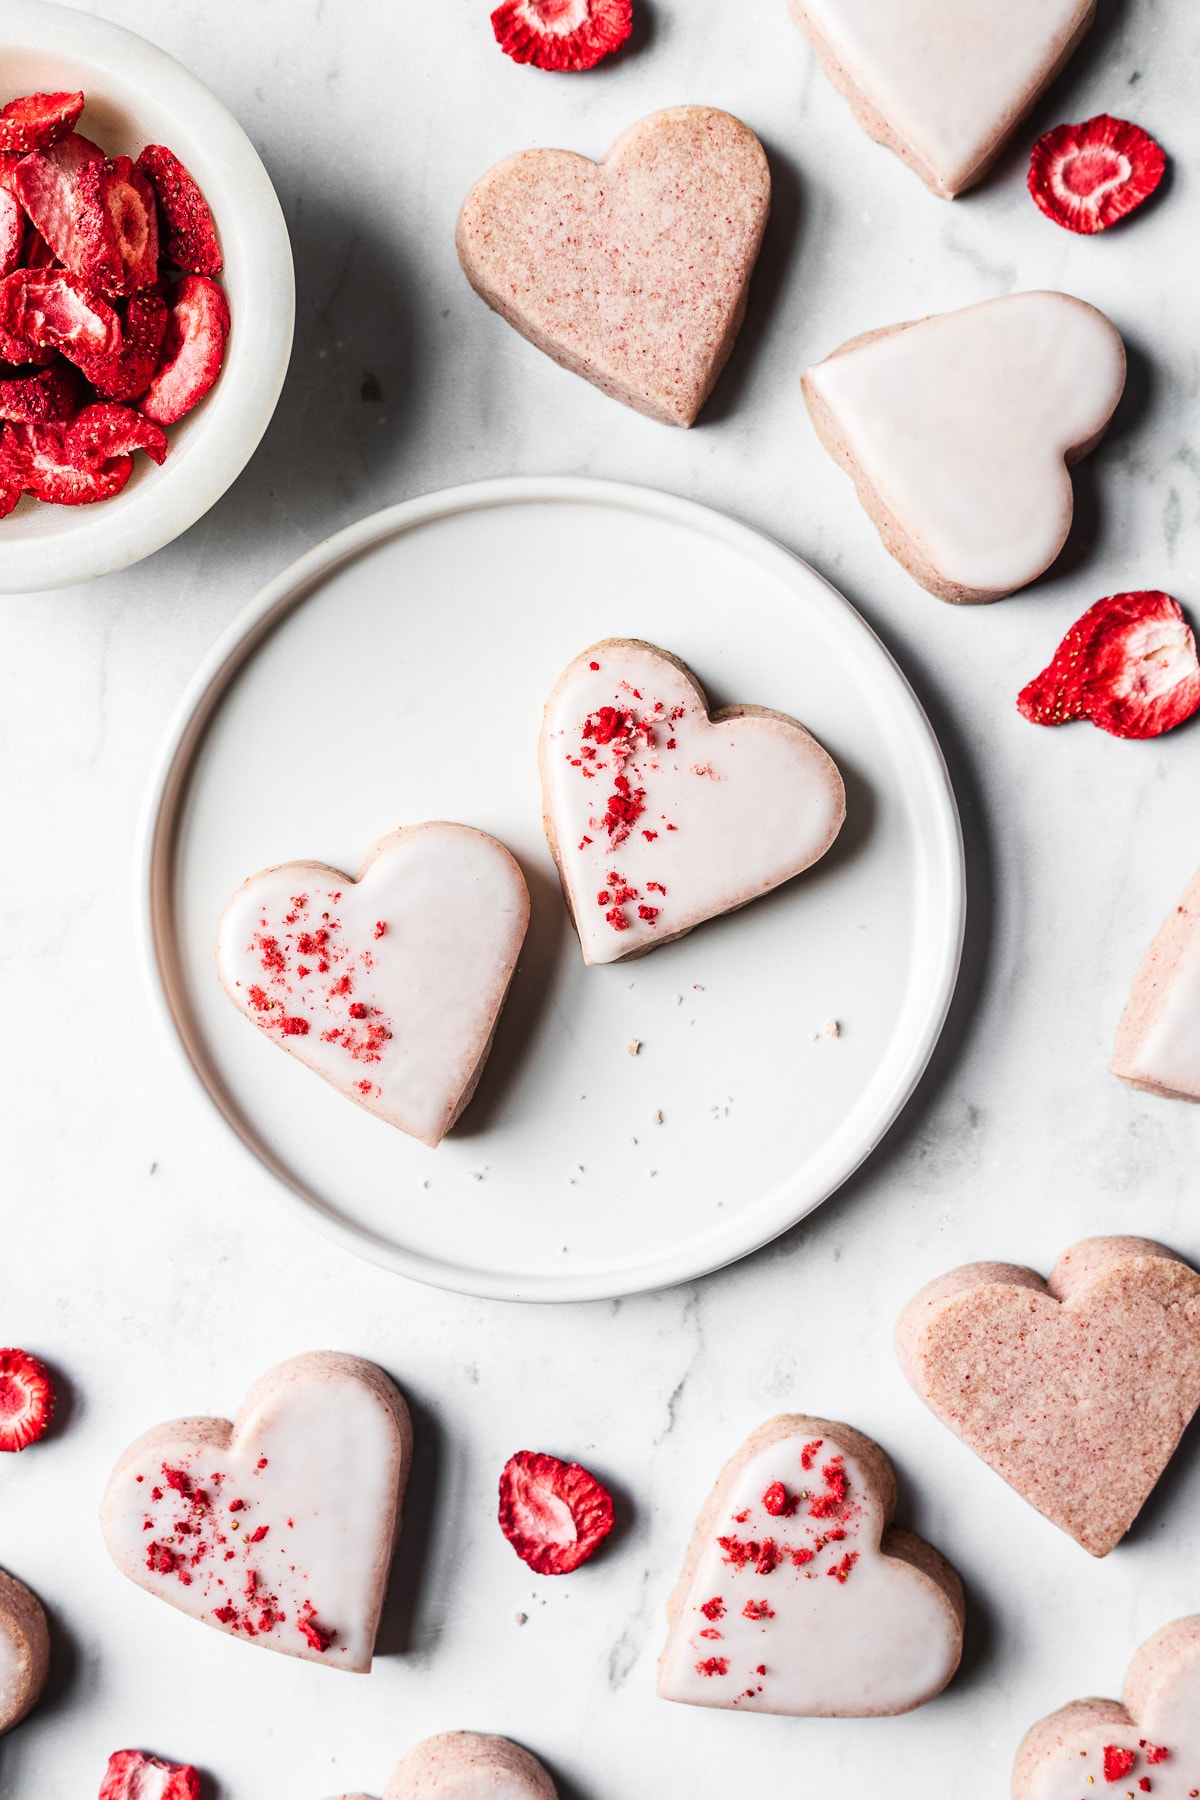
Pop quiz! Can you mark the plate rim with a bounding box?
[134,475,966,1302]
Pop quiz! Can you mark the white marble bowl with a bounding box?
[0,0,294,593]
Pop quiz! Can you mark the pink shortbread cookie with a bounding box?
[101,1351,413,1672]
[0,1568,50,1735]
[321,1732,557,1800]
[540,639,845,965]
[789,0,1095,199]
[456,106,771,427]
[803,292,1126,604]
[897,1237,1200,1556]
[1112,868,1200,1100]
[1013,1615,1200,1800]
[658,1415,964,1717]
[216,823,530,1148]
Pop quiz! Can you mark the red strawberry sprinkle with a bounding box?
[1018,592,1200,740]
[98,1748,201,1800]
[0,1347,54,1450]
[498,1449,615,1575]
[491,0,633,72]
[1029,115,1166,235]
[1103,1746,1137,1783]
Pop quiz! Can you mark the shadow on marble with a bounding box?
[375,1384,444,1661]
[537,1749,600,1800]
[1043,334,1156,594]
[887,1445,997,1698]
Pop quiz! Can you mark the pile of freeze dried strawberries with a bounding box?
[0,88,229,512]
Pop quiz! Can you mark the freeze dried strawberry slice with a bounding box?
[0,419,133,505]
[0,359,81,423]
[69,401,167,467]
[1029,115,1166,234]
[491,0,633,70]
[135,144,223,275]
[14,131,105,269]
[83,290,166,400]
[0,268,120,364]
[0,90,84,156]
[0,480,18,518]
[0,187,23,276]
[0,1348,55,1451]
[75,155,159,294]
[98,1749,201,1800]
[498,1450,615,1574]
[0,153,20,194]
[139,274,229,425]
[1018,592,1200,740]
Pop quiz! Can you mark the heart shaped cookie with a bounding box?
[658,1415,964,1717]
[456,106,771,427]
[0,1568,50,1735]
[384,1732,557,1798]
[540,640,845,965]
[101,1351,412,1671]
[897,1237,1200,1556]
[790,0,1095,198]
[1014,1615,1200,1799]
[1112,868,1200,1101]
[803,292,1126,604]
[216,823,530,1148]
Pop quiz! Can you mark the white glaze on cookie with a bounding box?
[1112,870,1200,1101]
[658,1417,963,1717]
[101,1352,412,1672]
[540,641,845,966]
[384,1732,558,1800]
[791,0,1094,197]
[1014,1617,1200,1800]
[804,293,1125,604]
[216,823,530,1147]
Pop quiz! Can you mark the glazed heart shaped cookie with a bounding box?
[540,639,845,965]
[1014,1615,1200,1799]
[804,292,1126,604]
[790,0,1095,197]
[0,1568,50,1735]
[658,1415,964,1716]
[457,106,770,427]
[101,1351,412,1671]
[897,1237,1200,1556]
[217,823,530,1147]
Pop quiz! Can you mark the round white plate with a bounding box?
[138,478,963,1302]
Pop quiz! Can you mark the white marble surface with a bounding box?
[3,1,1200,1795]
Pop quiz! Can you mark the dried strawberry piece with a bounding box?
[1029,115,1166,234]
[98,1749,201,1800]
[0,359,82,423]
[0,187,24,277]
[139,274,229,425]
[13,132,106,270]
[1103,1746,1137,1783]
[74,155,159,295]
[491,0,633,71]
[0,1348,55,1451]
[69,401,167,468]
[23,225,60,270]
[498,1449,615,1574]
[83,290,167,401]
[0,153,20,194]
[0,480,17,517]
[0,419,133,506]
[135,145,223,276]
[0,268,120,366]
[1018,592,1200,740]
[0,91,85,156]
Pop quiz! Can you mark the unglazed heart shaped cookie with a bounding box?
[0,1568,50,1735]
[1014,1615,1200,1799]
[540,640,845,965]
[456,106,770,426]
[101,1351,412,1671]
[804,292,1126,604]
[383,1732,557,1799]
[897,1238,1200,1556]
[658,1415,964,1716]
[790,0,1095,197]
[217,823,530,1147]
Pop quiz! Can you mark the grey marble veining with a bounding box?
[3,1,1200,1796]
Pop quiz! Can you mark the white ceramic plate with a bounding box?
[138,479,964,1301]
[0,1,294,592]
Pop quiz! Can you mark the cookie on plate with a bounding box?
[0,1568,50,1735]
[457,106,770,426]
[658,1415,964,1716]
[1112,868,1200,1100]
[897,1237,1200,1555]
[803,291,1125,604]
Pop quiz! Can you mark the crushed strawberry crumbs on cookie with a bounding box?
[1029,115,1166,234]
[498,1449,615,1575]
[0,1347,54,1450]
[1018,592,1200,740]
[491,0,633,72]
[98,1749,201,1800]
